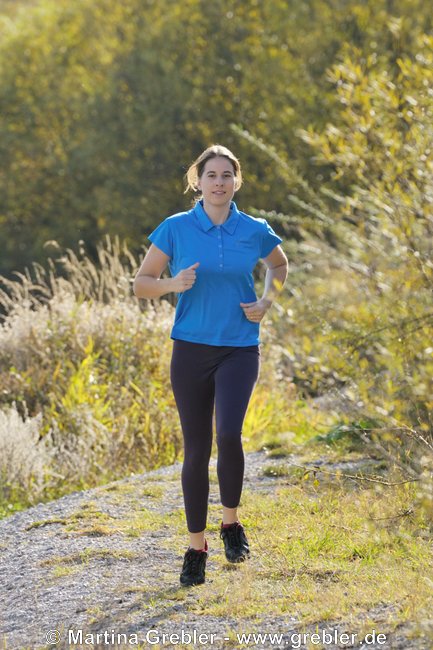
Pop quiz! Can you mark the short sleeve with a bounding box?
[147,219,173,258]
[260,220,283,258]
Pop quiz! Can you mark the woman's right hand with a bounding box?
[171,262,200,292]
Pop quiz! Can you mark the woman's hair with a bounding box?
[184,144,243,195]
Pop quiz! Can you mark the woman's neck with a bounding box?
[202,200,231,225]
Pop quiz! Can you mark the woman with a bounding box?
[133,144,288,586]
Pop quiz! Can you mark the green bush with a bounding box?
[237,33,433,519]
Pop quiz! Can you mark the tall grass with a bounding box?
[0,238,177,510]
[0,237,293,514]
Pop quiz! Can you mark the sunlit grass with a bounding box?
[26,453,431,645]
[79,474,432,643]
[180,483,432,635]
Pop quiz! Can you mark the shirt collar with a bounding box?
[194,199,240,234]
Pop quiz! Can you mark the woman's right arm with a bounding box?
[133,244,199,299]
[133,244,173,298]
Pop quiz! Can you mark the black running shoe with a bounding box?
[220,522,250,563]
[179,541,208,586]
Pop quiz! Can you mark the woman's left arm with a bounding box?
[261,245,289,307]
[240,245,288,323]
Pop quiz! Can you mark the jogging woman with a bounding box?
[133,145,288,586]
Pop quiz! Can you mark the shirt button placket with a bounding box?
[217,227,223,270]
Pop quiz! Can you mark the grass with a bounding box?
[113,474,431,646]
[186,485,431,629]
[0,238,298,515]
[54,477,431,648]
[27,500,169,540]
[1,236,430,528]
[39,547,137,568]
[17,448,431,648]
[135,468,432,636]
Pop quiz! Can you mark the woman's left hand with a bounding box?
[240,298,272,323]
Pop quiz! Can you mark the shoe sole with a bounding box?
[225,552,250,564]
[180,578,205,587]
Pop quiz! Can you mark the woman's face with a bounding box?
[197,156,237,208]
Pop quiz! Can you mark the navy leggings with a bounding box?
[170,339,260,533]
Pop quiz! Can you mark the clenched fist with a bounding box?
[240,298,272,323]
[171,262,200,293]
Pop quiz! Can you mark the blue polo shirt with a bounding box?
[147,200,283,346]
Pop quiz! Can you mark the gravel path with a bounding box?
[0,452,429,650]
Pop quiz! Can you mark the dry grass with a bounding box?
[56,470,432,646]
[150,480,432,643]
[0,237,295,514]
[19,459,431,647]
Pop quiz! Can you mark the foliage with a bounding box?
[1,0,431,273]
[0,238,292,510]
[0,238,177,505]
[241,32,433,517]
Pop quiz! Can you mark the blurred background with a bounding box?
[1,0,430,275]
